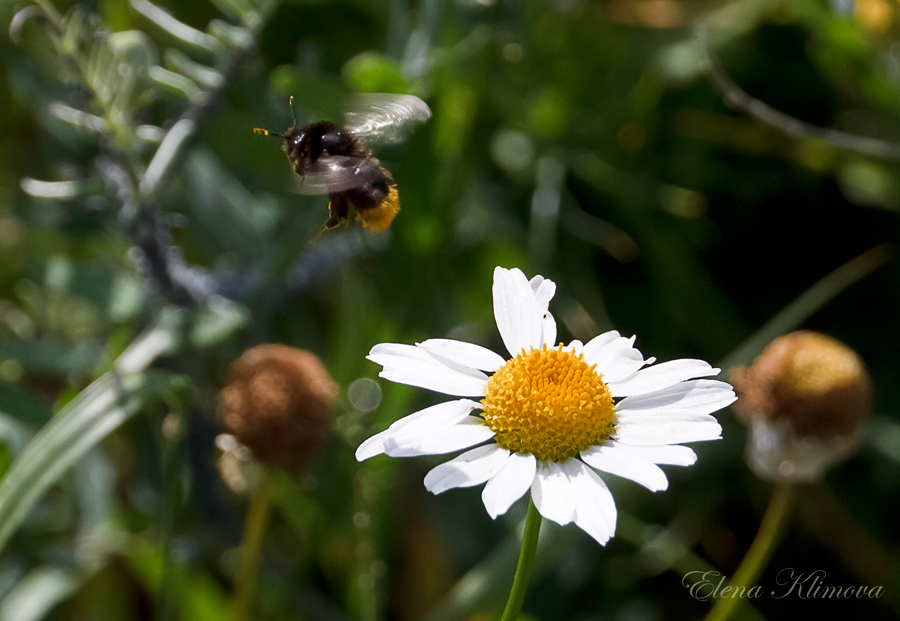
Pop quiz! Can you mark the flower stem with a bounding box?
[704,483,794,621]
[499,497,543,621]
[230,467,273,621]
[158,413,185,621]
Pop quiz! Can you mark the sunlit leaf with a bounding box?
[0,567,83,621]
[0,369,179,552]
[0,307,187,552]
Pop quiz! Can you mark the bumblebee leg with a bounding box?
[323,194,349,231]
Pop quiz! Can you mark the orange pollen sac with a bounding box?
[480,344,616,462]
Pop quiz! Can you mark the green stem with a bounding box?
[499,497,543,621]
[352,469,378,621]
[704,483,794,621]
[230,468,273,621]
[32,0,63,29]
[158,413,185,621]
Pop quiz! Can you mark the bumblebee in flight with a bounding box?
[254,93,431,232]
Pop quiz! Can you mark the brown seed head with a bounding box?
[731,331,871,439]
[218,344,336,469]
[730,331,872,481]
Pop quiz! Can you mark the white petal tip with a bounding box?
[355,442,385,462]
[423,480,447,495]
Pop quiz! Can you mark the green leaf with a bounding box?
[114,306,184,373]
[0,567,83,621]
[0,307,187,553]
[130,0,221,54]
[0,381,50,428]
[164,49,224,89]
[127,536,230,621]
[0,412,33,457]
[149,65,202,101]
[190,296,250,347]
[0,338,103,374]
[342,52,408,94]
[0,369,178,553]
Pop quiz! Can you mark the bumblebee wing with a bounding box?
[343,93,431,145]
[292,156,383,195]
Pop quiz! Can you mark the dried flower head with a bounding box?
[218,344,336,469]
[731,331,872,482]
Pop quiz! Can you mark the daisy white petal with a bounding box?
[583,330,621,353]
[584,332,636,364]
[385,416,495,456]
[529,275,557,309]
[390,399,484,432]
[615,411,720,425]
[368,343,488,396]
[530,275,558,346]
[482,452,536,519]
[567,459,617,545]
[355,428,395,461]
[615,379,738,417]
[580,444,669,492]
[540,311,557,348]
[584,334,652,382]
[607,359,721,397]
[417,338,506,373]
[615,420,723,446]
[493,267,543,357]
[355,399,481,461]
[604,442,697,466]
[424,445,510,494]
[600,353,655,383]
[531,461,576,526]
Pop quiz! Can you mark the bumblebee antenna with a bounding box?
[253,95,299,137]
[289,95,298,129]
[253,127,284,138]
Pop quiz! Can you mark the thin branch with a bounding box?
[83,3,273,305]
[694,22,900,160]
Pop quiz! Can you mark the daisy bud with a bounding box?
[218,344,336,469]
[731,331,872,482]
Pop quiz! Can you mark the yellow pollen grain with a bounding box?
[481,344,616,461]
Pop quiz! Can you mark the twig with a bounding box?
[694,22,900,160]
[103,2,272,305]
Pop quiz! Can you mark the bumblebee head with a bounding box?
[283,122,343,170]
[283,126,308,165]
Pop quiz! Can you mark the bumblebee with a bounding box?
[255,93,431,232]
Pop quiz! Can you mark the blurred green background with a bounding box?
[1,0,899,619]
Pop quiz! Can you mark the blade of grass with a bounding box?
[0,567,82,621]
[0,369,179,552]
[0,308,186,553]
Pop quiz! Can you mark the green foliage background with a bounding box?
[0,0,899,619]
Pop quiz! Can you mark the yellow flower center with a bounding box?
[481,345,616,462]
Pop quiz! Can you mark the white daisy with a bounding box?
[356,266,737,545]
